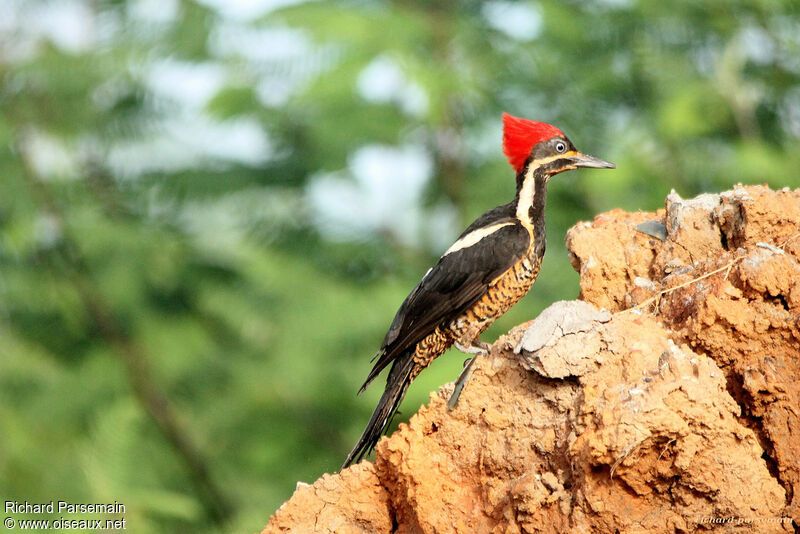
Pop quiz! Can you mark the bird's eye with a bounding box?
[555,141,567,153]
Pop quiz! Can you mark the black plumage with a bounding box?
[341,114,614,469]
[361,218,530,391]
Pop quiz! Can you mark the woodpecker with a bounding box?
[342,113,614,468]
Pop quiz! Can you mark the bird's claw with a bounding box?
[448,355,477,410]
[448,340,491,409]
[454,340,490,356]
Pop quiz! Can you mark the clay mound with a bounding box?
[264,185,799,533]
[567,184,800,526]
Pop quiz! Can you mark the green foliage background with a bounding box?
[1,0,799,532]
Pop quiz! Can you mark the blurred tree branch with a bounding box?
[16,133,232,527]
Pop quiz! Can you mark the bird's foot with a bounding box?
[448,356,477,410]
[448,341,491,410]
[454,340,490,356]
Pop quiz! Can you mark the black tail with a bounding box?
[341,352,416,469]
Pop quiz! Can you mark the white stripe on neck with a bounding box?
[516,164,537,228]
[514,152,573,228]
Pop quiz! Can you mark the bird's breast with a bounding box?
[447,246,543,347]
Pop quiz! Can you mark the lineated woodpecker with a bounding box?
[342,113,615,468]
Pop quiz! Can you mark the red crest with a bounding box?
[502,113,564,173]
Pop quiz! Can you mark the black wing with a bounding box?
[360,220,530,390]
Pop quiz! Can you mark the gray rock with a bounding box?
[515,300,611,379]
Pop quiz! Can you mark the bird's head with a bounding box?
[502,113,615,180]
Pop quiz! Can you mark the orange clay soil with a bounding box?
[264,185,798,533]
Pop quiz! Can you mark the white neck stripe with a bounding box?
[515,151,575,228]
[516,165,536,228]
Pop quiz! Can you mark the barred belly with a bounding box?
[448,253,541,347]
[410,326,452,379]
[408,252,542,375]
